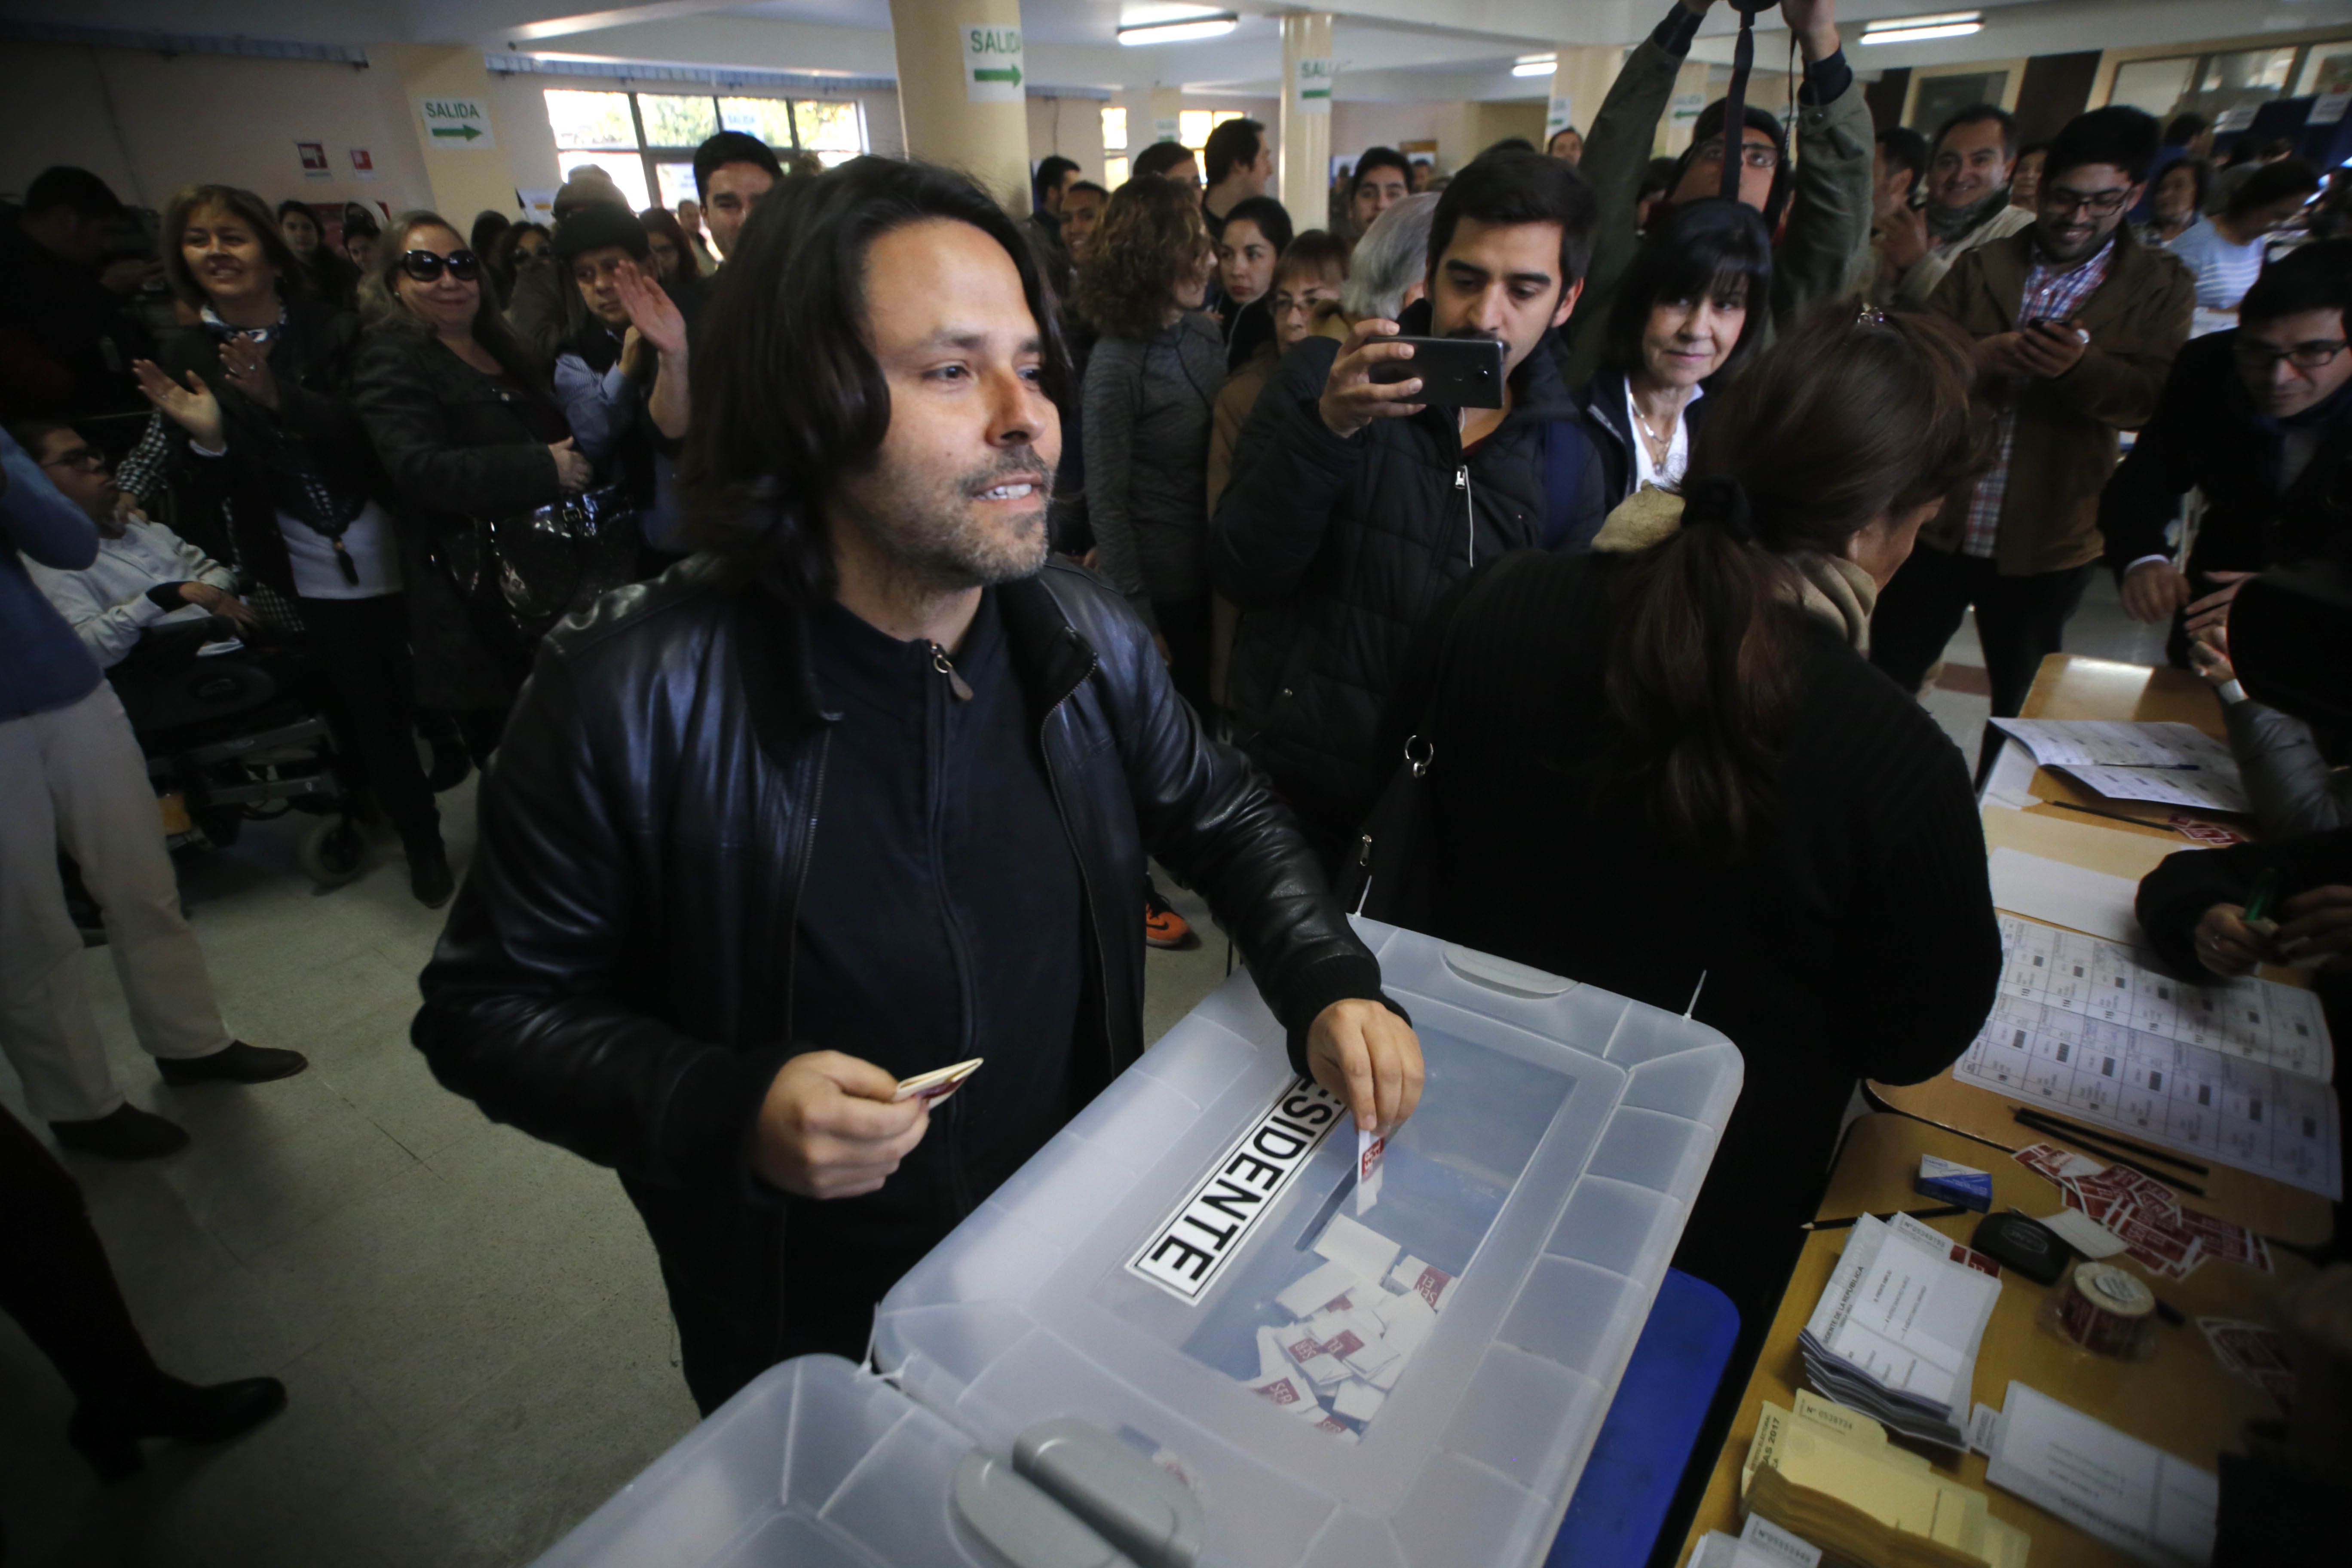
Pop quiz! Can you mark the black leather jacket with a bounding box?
[412,555,1386,1346]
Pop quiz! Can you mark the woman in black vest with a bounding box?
[132,184,454,905]
[1380,301,2002,1330]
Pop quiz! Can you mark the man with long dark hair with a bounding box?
[411,157,1420,1414]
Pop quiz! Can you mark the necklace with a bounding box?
[1631,397,1677,470]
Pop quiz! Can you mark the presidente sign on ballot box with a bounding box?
[536,920,1739,1568]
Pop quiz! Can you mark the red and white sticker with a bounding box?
[1356,1126,1386,1214]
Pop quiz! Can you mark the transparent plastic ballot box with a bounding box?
[533,919,1742,1568]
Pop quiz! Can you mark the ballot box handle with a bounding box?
[951,1449,1139,1568]
[1441,944,1578,999]
[1013,1418,1207,1568]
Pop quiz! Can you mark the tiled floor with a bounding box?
[0,779,1235,1568]
[0,571,2164,1566]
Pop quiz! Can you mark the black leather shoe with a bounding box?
[157,1041,308,1087]
[49,1105,189,1160]
[69,1375,288,1482]
[407,842,454,909]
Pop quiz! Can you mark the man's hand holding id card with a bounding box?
[894,1057,983,1105]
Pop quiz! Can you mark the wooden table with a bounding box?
[1675,1114,2311,1568]
[1871,653,2337,1246]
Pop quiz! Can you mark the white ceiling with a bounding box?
[10,0,2352,102]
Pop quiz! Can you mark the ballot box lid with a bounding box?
[535,1352,1167,1568]
[870,919,1744,1568]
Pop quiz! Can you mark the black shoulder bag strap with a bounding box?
[1341,552,1531,925]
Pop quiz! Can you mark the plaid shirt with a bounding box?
[1959,236,2118,559]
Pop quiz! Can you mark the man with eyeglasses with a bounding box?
[2104,240,2352,668]
[1563,0,1872,383]
[1869,106,2195,733]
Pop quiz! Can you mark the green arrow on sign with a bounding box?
[431,124,483,141]
[974,64,1022,87]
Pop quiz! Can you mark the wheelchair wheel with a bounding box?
[300,817,368,889]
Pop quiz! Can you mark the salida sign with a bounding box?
[416,95,495,149]
[963,24,1024,104]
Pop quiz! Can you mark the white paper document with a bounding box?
[1984,1382,2217,1568]
[1954,916,2342,1198]
[1986,718,2250,813]
[1989,719,2239,772]
[1988,848,2141,943]
[2053,763,2250,815]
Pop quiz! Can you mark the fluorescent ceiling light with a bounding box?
[1861,22,1982,43]
[1860,11,1983,45]
[1513,55,1557,78]
[1118,13,1237,45]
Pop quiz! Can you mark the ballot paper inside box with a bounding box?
[871,920,1741,1568]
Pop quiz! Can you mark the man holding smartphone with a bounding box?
[1869,107,2194,737]
[1211,150,1610,868]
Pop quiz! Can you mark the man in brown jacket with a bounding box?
[1871,107,2194,726]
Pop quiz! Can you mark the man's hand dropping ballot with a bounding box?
[756,1001,1422,1206]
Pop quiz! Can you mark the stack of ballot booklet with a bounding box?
[1799,1212,2001,1451]
[1743,1388,2029,1568]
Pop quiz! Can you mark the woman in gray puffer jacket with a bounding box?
[1074,175,1225,715]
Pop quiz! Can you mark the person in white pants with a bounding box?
[2,428,305,1160]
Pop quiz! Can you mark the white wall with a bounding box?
[0,42,434,216]
[1330,100,1550,175]
[0,40,904,223]
[1025,95,1111,185]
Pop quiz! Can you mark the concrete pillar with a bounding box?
[887,0,1033,213]
[1278,12,1335,222]
[1546,45,1624,148]
[382,45,520,224]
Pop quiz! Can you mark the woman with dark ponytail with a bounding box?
[1378,299,2003,1331]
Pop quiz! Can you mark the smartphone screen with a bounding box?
[1367,336,1507,409]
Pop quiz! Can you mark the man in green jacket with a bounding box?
[1564,0,1874,386]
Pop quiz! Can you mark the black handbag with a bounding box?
[438,484,639,660]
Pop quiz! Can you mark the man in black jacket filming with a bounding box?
[411,157,1422,1414]
[1210,150,1607,868]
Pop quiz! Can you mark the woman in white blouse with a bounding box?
[1577,199,1774,506]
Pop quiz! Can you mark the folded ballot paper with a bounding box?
[1743,1389,2029,1568]
[1237,1212,1456,1441]
[1800,1213,2000,1451]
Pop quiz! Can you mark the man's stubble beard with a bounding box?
[836,446,1056,595]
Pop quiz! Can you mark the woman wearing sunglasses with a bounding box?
[351,211,591,773]
[128,184,457,907]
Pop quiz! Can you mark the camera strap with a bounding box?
[1718,3,1770,204]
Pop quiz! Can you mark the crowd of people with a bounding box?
[3,0,2348,1501]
